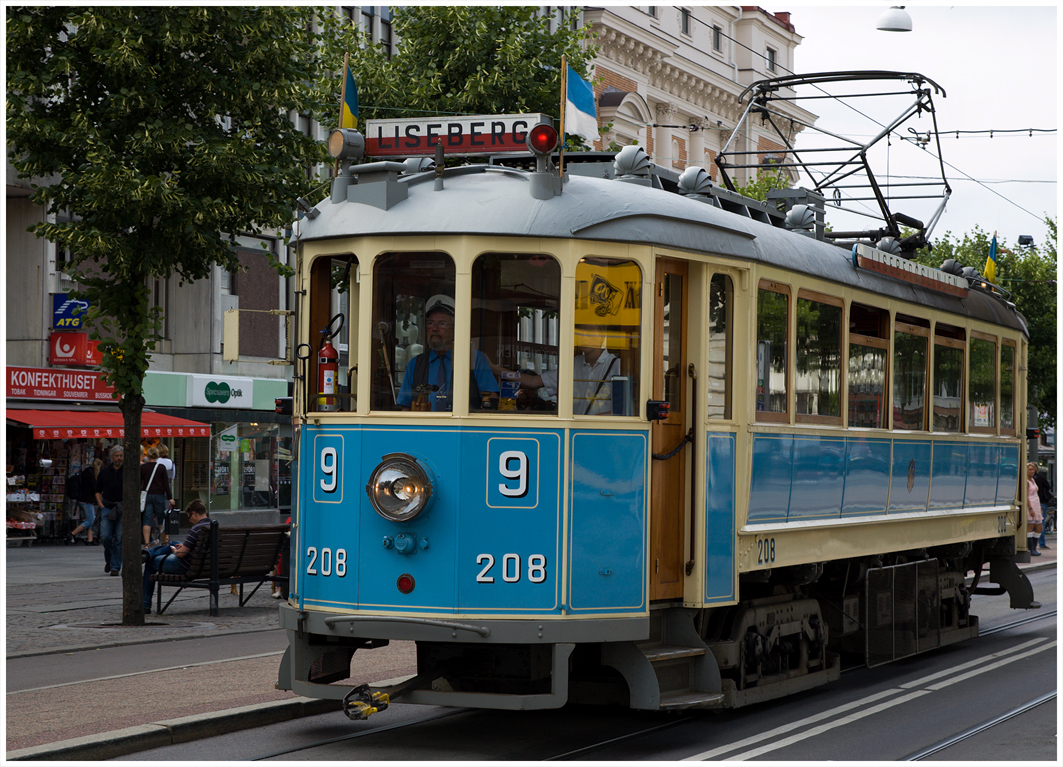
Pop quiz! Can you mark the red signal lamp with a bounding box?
[397,573,415,594]
[527,124,558,155]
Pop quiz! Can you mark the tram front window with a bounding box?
[371,253,461,412]
[471,253,561,413]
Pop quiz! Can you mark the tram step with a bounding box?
[638,643,707,663]
[658,690,726,710]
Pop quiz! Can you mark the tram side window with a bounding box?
[567,257,642,416]
[796,292,842,423]
[706,273,732,420]
[893,317,930,430]
[308,254,358,413]
[756,282,789,421]
[1001,341,1016,434]
[848,303,889,429]
[969,334,997,432]
[932,324,965,433]
[471,253,561,414]
[370,253,458,412]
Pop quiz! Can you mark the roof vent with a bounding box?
[403,157,434,175]
[678,166,714,197]
[876,236,903,255]
[939,259,963,276]
[785,204,816,235]
[614,145,651,185]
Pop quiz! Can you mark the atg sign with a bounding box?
[187,374,253,409]
[365,114,550,157]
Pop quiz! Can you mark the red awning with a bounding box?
[6,410,211,440]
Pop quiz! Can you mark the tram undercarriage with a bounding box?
[279,540,1034,714]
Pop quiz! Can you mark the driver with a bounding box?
[396,294,499,411]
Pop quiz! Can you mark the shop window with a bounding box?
[932,325,965,432]
[796,291,842,423]
[707,273,732,419]
[969,334,997,432]
[372,253,457,412]
[756,281,789,421]
[571,257,642,416]
[211,422,283,511]
[471,253,561,414]
[848,302,889,429]
[893,318,929,430]
[1001,340,1016,434]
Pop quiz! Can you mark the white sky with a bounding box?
[783,4,1058,248]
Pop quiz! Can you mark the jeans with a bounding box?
[78,502,96,531]
[100,503,123,571]
[142,545,185,610]
[142,493,167,529]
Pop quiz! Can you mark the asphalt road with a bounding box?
[114,569,1057,762]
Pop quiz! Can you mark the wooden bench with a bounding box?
[150,520,290,617]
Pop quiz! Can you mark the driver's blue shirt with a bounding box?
[397,349,498,410]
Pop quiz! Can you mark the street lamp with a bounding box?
[876,6,913,32]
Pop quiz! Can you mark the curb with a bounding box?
[6,625,281,661]
[6,697,342,761]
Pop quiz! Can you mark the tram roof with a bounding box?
[299,165,1027,337]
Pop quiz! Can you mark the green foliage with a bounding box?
[735,171,791,203]
[316,6,595,128]
[7,7,327,399]
[914,220,1057,426]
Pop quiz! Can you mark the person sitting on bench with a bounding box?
[142,499,211,613]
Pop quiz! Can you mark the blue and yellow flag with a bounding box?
[341,63,358,129]
[984,231,997,283]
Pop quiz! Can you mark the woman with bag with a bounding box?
[140,447,173,547]
[1026,462,1043,556]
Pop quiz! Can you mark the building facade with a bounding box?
[576,6,814,186]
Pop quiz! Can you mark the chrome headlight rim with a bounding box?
[365,452,436,523]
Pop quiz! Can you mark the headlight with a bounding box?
[366,453,435,523]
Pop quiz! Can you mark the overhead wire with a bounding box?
[674,7,1050,225]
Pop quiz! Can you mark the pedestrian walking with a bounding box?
[142,499,212,613]
[156,445,176,544]
[1032,466,1053,550]
[1026,462,1043,556]
[68,459,100,544]
[94,447,125,575]
[140,447,173,547]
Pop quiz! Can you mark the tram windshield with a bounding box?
[371,252,456,412]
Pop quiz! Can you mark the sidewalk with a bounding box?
[4,540,416,760]
[5,534,1055,760]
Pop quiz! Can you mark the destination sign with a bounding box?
[365,114,552,156]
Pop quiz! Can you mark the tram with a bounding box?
[276,84,1037,716]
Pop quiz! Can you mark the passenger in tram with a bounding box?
[518,329,620,415]
[396,294,499,411]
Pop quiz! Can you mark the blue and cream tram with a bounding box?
[276,114,1036,715]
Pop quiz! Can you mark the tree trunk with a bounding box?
[120,393,146,626]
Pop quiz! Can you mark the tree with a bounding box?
[7,7,329,624]
[914,221,1057,428]
[316,6,595,133]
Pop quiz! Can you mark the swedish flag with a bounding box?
[341,64,358,129]
[984,232,997,283]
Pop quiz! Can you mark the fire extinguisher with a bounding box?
[317,313,343,412]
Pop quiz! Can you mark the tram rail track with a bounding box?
[250,607,1057,761]
[903,690,1057,760]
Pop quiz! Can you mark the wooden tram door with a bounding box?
[651,259,689,601]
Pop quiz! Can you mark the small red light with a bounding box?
[397,573,415,594]
[527,124,558,154]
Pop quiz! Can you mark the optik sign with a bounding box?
[187,374,254,409]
